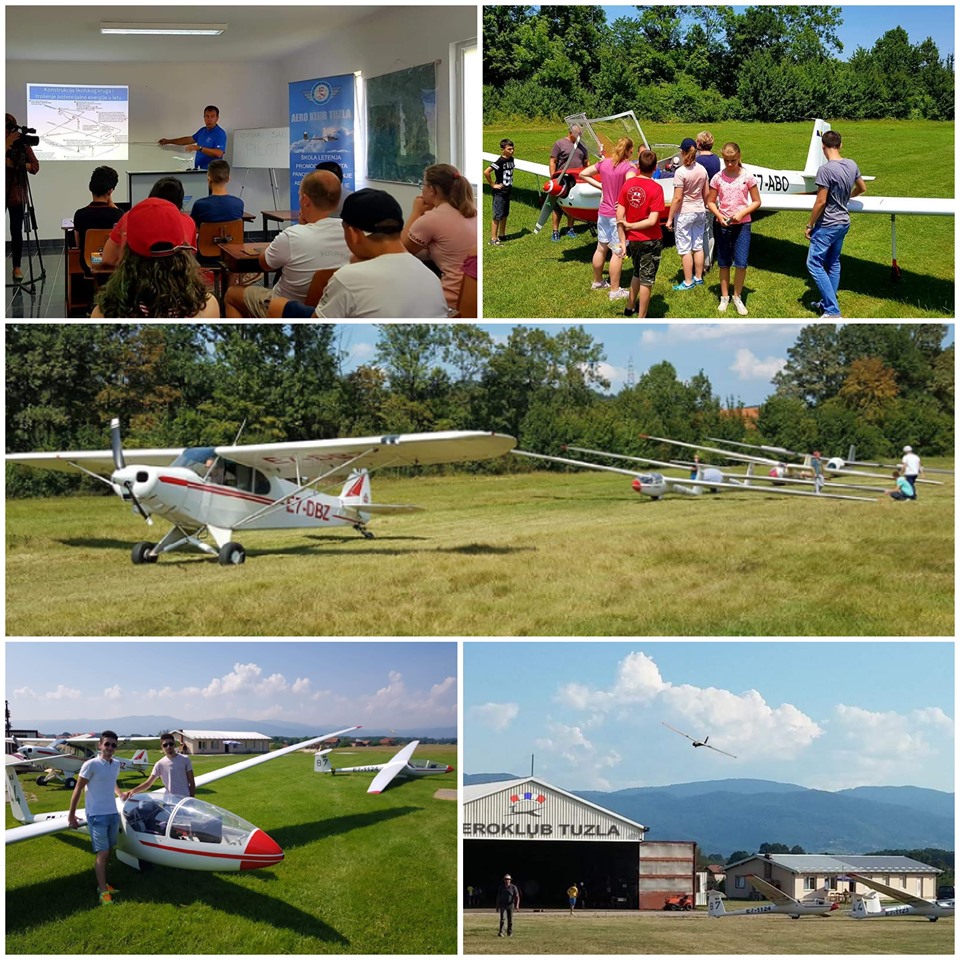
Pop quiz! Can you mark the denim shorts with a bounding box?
[715,222,752,269]
[492,190,511,222]
[88,813,120,852]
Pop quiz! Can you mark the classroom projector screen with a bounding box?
[27,83,129,161]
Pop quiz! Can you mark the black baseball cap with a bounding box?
[340,188,403,234]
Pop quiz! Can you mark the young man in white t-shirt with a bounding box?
[225,170,350,317]
[272,189,450,318]
[122,735,196,799]
[68,730,124,905]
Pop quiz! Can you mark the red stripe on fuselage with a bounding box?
[158,475,275,506]
[138,839,282,864]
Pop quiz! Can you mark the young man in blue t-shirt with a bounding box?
[158,105,227,170]
[191,160,244,226]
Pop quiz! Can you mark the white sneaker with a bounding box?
[732,295,748,316]
[591,280,610,290]
[609,288,629,300]
[718,296,729,312]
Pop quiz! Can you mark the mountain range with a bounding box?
[463,776,953,855]
[17,715,456,741]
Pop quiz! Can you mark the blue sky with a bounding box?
[605,6,954,59]
[464,641,955,792]
[333,324,954,406]
[6,641,456,731]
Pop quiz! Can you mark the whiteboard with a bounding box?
[232,127,289,169]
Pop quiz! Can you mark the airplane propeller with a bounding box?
[110,418,153,526]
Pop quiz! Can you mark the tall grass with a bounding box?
[5,468,953,636]
[482,120,954,318]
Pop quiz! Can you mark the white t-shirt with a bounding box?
[151,753,194,796]
[902,452,921,474]
[264,217,351,301]
[78,755,121,816]
[316,252,450,318]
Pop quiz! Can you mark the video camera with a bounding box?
[6,121,40,148]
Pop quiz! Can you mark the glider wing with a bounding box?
[367,741,419,794]
[758,195,954,216]
[748,875,799,905]
[847,873,935,910]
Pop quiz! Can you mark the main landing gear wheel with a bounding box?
[36,775,47,786]
[218,541,246,565]
[64,777,77,790]
[131,541,158,564]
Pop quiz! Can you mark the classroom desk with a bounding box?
[219,242,270,299]
[261,209,296,238]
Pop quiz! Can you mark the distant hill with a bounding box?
[463,776,953,854]
[21,715,456,741]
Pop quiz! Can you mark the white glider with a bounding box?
[313,740,453,794]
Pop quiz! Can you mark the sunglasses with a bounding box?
[102,742,118,748]
[162,742,176,748]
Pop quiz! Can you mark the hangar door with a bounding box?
[465,838,642,909]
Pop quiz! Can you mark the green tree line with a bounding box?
[5,323,952,497]
[484,5,954,123]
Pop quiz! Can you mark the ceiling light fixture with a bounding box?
[99,22,227,36]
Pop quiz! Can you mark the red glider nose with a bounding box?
[446,765,454,773]
[239,829,284,870]
[631,478,642,492]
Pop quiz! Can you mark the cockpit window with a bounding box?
[171,447,217,477]
[170,447,270,494]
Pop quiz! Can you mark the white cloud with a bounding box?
[642,324,803,345]
[471,702,519,732]
[534,720,622,788]
[292,677,311,694]
[556,651,821,760]
[103,685,123,701]
[730,347,787,381]
[44,684,82,701]
[13,686,37,699]
[202,662,263,698]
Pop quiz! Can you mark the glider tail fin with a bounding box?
[313,749,334,774]
[4,764,34,824]
[132,749,148,764]
[707,892,726,917]
[340,468,371,505]
[802,119,832,177]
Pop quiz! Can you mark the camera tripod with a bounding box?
[6,147,46,293]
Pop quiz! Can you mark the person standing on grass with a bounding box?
[804,129,866,319]
[121,734,195,799]
[579,136,636,301]
[549,123,588,241]
[67,730,124,906]
[707,142,760,316]
[567,882,579,915]
[665,138,709,292]
[901,445,923,495]
[616,149,665,318]
[484,139,514,245]
[496,873,521,937]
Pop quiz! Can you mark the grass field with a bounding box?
[462,908,954,954]
[5,467,953,635]
[482,119,955,318]
[5,745,456,954]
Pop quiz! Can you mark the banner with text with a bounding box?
[288,74,355,213]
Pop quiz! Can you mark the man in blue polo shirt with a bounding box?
[158,105,227,170]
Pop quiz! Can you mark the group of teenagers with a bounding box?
[485,123,866,319]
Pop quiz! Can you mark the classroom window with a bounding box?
[451,37,479,182]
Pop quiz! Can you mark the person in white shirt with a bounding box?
[272,188,449,318]
[901,445,923,496]
[225,170,350,317]
[68,730,124,905]
[122,735,196,799]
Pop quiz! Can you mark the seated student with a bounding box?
[102,177,196,267]
[73,166,124,274]
[402,163,477,313]
[315,160,353,217]
[273,189,449,318]
[191,159,244,226]
[91,198,219,318]
[224,170,349,318]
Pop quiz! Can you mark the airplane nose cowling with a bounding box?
[631,478,642,493]
[240,829,284,870]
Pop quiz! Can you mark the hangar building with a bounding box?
[176,729,271,755]
[464,777,696,909]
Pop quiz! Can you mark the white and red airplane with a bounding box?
[483,110,953,276]
[661,723,737,758]
[13,737,156,790]
[6,727,360,872]
[848,874,955,921]
[513,447,879,502]
[5,423,516,565]
[708,877,840,918]
[313,740,453,794]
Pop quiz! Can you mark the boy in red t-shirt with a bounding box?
[615,150,666,317]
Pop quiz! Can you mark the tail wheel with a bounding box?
[218,541,246,565]
[131,541,158,564]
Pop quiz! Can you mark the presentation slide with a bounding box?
[27,83,129,161]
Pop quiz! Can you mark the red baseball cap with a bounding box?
[126,198,197,257]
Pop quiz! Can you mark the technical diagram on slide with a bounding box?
[27,83,129,161]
